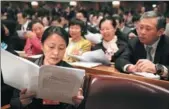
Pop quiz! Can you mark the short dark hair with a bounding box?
[41,26,69,46]
[140,11,166,30]
[132,14,141,23]
[52,16,61,23]
[76,10,87,18]
[18,12,27,18]
[29,19,44,30]
[69,18,86,36]
[112,14,124,24]
[99,16,117,29]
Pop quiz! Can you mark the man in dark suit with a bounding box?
[16,11,31,31]
[115,11,169,81]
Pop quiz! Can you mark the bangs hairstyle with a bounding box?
[41,26,69,46]
[29,19,44,30]
[69,18,87,36]
[99,16,117,29]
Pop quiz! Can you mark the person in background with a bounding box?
[128,14,141,39]
[51,16,64,28]
[113,14,131,39]
[1,23,18,106]
[24,20,44,56]
[16,11,31,31]
[92,16,127,62]
[10,26,84,109]
[64,18,91,62]
[42,16,50,29]
[115,11,169,81]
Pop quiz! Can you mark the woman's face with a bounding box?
[69,25,81,39]
[42,33,67,65]
[32,22,44,38]
[42,17,49,27]
[100,20,116,41]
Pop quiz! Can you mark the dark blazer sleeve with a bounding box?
[115,45,133,72]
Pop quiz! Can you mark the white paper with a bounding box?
[84,31,102,44]
[69,49,111,65]
[1,49,40,92]
[133,72,160,80]
[15,50,25,54]
[1,49,85,104]
[17,30,26,39]
[27,54,43,59]
[37,65,85,104]
[69,62,102,68]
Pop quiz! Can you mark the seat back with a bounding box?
[80,75,169,109]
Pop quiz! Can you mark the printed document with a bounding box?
[1,49,85,104]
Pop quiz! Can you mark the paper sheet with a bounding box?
[84,31,102,44]
[69,62,102,68]
[69,49,111,65]
[17,30,26,39]
[133,72,160,79]
[1,49,40,92]
[27,54,43,59]
[37,65,85,104]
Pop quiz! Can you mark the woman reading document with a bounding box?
[10,26,84,109]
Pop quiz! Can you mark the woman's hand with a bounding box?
[24,31,36,39]
[19,88,36,106]
[72,88,84,105]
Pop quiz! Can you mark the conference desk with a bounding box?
[73,65,169,90]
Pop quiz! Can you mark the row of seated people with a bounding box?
[1,11,169,108]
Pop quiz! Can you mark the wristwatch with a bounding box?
[155,64,164,75]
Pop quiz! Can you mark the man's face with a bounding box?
[17,13,27,25]
[138,17,162,45]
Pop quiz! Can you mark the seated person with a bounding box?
[64,18,91,62]
[24,20,44,56]
[128,14,141,39]
[10,26,84,109]
[115,11,169,81]
[1,23,18,106]
[92,16,127,62]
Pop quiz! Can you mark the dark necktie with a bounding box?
[146,46,153,61]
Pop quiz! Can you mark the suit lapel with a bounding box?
[134,41,146,62]
[154,37,164,63]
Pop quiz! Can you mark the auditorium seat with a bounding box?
[79,75,169,109]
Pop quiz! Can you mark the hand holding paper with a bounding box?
[20,88,36,106]
[37,65,85,104]
[1,49,85,105]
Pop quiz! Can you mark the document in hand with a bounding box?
[69,49,111,65]
[1,49,85,104]
[1,49,39,92]
[37,65,85,104]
